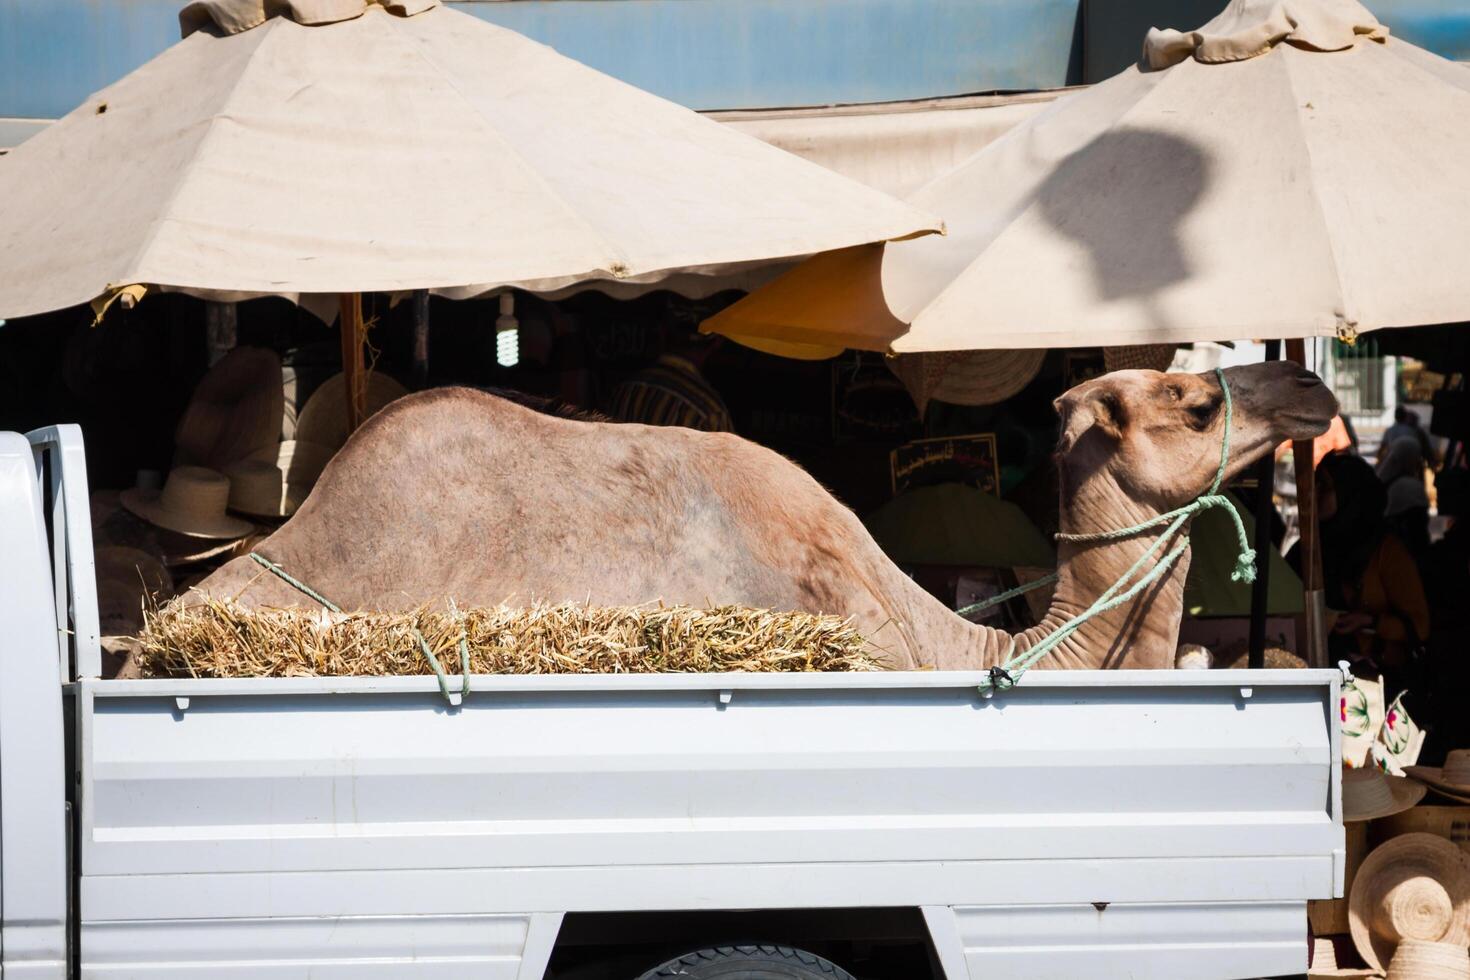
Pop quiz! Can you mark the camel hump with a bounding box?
[353,385,565,441]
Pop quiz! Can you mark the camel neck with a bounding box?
[935,479,1190,672]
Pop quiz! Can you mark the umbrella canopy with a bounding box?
[0,0,939,321]
[705,0,1470,355]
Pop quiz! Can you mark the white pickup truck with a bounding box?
[2,425,1343,980]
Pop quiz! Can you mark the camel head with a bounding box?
[1054,361,1338,517]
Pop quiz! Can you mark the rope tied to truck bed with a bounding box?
[960,368,1255,695]
[247,551,471,704]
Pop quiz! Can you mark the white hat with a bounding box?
[1350,833,1470,974]
[1406,750,1470,805]
[120,466,255,540]
[1308,936,1379,978]
[888,349,1046,413]
[1343,765,1427,823]
[173,347,285,472]
[1386,939,1470,980]
[279,439,334,509]
[295,370,407,453]
[225,459,292,519]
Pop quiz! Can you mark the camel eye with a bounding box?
[1188,400,1219,427]
[1165,384,1182,401]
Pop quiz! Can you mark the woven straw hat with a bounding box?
[225,459,294,519]
[1386,939,1470,980]
[159,529,269,569]
[1103,344,1178,373]
[1406,750,1470,804]
[174,347,284,472]
[121,466,255,540]
[888,349,1045,413]
[1308,936,1379,978]
[1350,833,1470,974]
[1344,766,1428,823]
[295,370,407,453]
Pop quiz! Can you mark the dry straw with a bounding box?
[138,596,880,678]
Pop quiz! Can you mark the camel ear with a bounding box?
[1055,386,1126,454]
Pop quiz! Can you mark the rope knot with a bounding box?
[987,666,1015,691]
[1232,549,1258,584]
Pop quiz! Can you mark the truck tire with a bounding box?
[635,944,855,979]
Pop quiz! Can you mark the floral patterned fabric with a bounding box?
[1340,671,1425,771]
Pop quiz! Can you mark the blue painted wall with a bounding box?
[1374,0,1470,57]
[0,0,1079,121]
[2,0,1467,123]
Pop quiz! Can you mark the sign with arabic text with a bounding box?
[890,433,999,496]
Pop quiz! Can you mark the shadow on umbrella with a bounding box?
[1034,127,1212,328]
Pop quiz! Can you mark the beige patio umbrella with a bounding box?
[705,0,1470,357]
[0,0,939,424]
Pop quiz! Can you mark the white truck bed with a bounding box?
[2,426,1344,980]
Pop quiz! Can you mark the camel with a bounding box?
[186,361,1336,671]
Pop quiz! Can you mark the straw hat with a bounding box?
[888,349,1046,413]
[295,370,407,452]
[1343,765,1428,823]
[224,459,293,519]
[174,347,285,472]
[1350,832,1470,974]
[95,546,172,636]
[1309,936,1379,979]
[1407,750,1470,805]
[121,466,255,540]
[1386,939,1470,980]
[1103,344,1178,373]
[225,435,334,518]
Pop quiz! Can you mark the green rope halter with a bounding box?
[959,367,1256,695]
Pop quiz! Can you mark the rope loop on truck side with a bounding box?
[247,552,470,705]
[962,368,1256,695]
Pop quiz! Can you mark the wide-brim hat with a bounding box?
[157,529,267,569]
[888,349,1046,414]
[174,347,285,472]
[1386,939,1470,980]
[1103,344,1179,373]
[1406,750,1470,804]
[1343,765,1428,823]
[225,459,293,519]
[295,370,407,453]
[1350,832,1470,974]
[1309,936,1379,978]
[228,439,336,517]
[121,466,255,540]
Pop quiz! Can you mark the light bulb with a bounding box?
[496,327,519,368]
[494,293,519,368]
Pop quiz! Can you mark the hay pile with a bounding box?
[137,597,880,678]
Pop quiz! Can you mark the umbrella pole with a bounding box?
[1287,337,1327,666]
[1248,340,1282,668]
[410,289,431,390]
[338,292,367,434]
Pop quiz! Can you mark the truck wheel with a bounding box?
[635,944,855,979]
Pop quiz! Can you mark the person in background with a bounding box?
[1377,436,1432,567]
[1427,457,1470,629]
[607,332,733,432]
[1290,453,1430,694]
[1425,456,1470,761]
[1381,404,1435,467]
